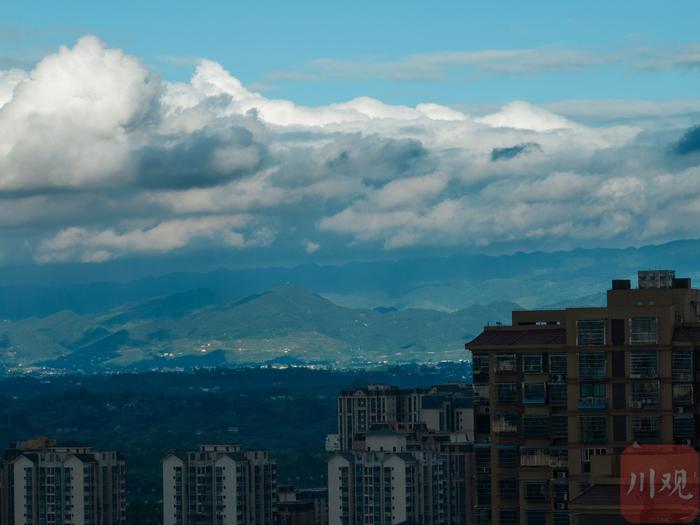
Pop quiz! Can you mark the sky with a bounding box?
[1,1,700,273]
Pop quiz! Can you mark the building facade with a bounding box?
[162,444,276,525]
[467,270,700,525]
[294,488,328,525]
[337,383,474,450]
[328,426,474,525]
[0,437,126,525]
[276,486,328,525]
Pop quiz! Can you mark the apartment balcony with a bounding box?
[520,449,551,467]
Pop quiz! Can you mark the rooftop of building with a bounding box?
[4,437,109,459]
[467,269,700,347]
[466,327,566,347]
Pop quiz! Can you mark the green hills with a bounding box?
[0,284,515,372]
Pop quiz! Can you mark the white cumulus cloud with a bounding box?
[0,36,697,264]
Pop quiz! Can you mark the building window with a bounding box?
[473,354,490,382]
[630,350,658,378]
[493,413,518,434]
[524,482,547,502]
[672,351,693,382]
[473,385,490,406]
[630,381,660,409]
[551,415,568,438]
[549,382,567,406]
[578,352,606,379]
[496,383,517,404]
[523,353,543,373]
[520,447,550,467]
[550,353,567,375]
[673,384,693,406]
[499,509,519,525]
[523,415,550,437]
[580,416,607,443]
[577,319,605,345]
[522,382,546,404]
[498,445,518,467]
[674,414,694,439]
[630,317,658,344]
[632,416,660,443]
[579,383,606,409]
[581,448,607,473]
[499,478,519,499]
[496,354,517,373]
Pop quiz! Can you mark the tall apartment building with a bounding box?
[0,437,126,525]
[328,428,474,525]
[162,444,276,525]
[467,270,700,525]
[337,383,474,450]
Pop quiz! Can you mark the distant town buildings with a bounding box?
[336,382,474,450]
[162,444,276,525]
[0,436,126,525]
[328,425,474,525]
[329,382,475,525]
[467,270,700,525]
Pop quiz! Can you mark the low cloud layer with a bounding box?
[1,36,700,264]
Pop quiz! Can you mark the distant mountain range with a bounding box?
[1,239,700,321]
[2,238,700,372]
[0,284,516,372]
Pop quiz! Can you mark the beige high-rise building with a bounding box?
[467,270,700,525]
[337,383,474,450]
[331,383,475,525]
[162,444,276,525]
[0,437,126,525]
[328,428,475,525]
